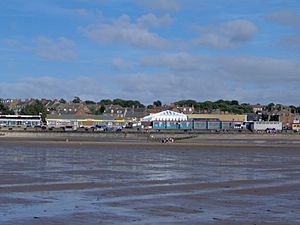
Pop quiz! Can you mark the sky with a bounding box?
[0,0,300,105]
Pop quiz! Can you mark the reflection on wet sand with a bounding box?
[0,144,300,224]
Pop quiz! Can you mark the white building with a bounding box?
[0,115,41,128]
[142,110,188,122]
[251,121,282,131]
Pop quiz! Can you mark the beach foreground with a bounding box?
[0,135,300,224]
[1,131,300,148]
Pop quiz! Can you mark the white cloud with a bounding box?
[2,38,32,52]
[116,72,230,103]
[80,14,169,48]
[266,10,300,30]
[2,39,22,48]
[111,58,133,71]
[137,13,173,27]
[281,35,300,52]
[266,10,300,53]
[2,53,299,104]
[218,56,300,83]
[194,19,258,49]
[142,53,300,83]
[34,37,78,61]
[134,0,181,11]
[75,8,89,17]
[2,53,300,104]
[139,52,300,103]
[141,52,209,71]
[0,76,108,101]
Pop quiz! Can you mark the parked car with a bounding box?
[266,128,276,133]
[94,125,107,131]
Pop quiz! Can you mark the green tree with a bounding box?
[201,101,213,112]
[215,99,224,104]
[147,105,154,109]
[240,103,254,113]
[289,105,296,114]
[87,105,96,114]
[112,99,144,108]
[95,105,106,115]
[176,99,255,114]
[99,99,112,105]
[85,100,96,105]
[267,103,275,112]
[231,100,239,105]
[59,98,66,104]
[0,103,14,115]
[20,100,47,122]
[72,96,81,104]
[112,98,125,106]
[153,100,162,107]
[175,100,197,107]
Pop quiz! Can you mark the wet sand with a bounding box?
[0,138,300,224]
[2,132,300,148]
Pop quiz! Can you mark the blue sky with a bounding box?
[0,0,300,105]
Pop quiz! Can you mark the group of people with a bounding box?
[161,137,175,143]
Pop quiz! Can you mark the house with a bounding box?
[103,105,126,119]
[252,104,264,113]
[176,106,195,114]
[46,114,120,129]
[270,105,294,128]
[124,108,146,122]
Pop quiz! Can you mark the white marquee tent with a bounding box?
[143,110,188,122]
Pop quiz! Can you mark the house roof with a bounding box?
[47,114,114,120]
[125,108,146,118]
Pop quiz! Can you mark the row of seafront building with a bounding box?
[1,99,298,123]
[140,110,284,131]
[0,111,286,132]
[0,109,297,132]
[1,101,300,131]
[45,111,300,132]
[44,103,300,131]
[46,114,125,130]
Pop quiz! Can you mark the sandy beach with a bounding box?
[1,131,300,148]
[0,132,300,224]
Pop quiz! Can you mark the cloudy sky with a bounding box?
[0,0,299,104]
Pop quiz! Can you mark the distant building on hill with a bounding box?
[124,108,146,122]
[252,104,264,113]
[103,105,126,119]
